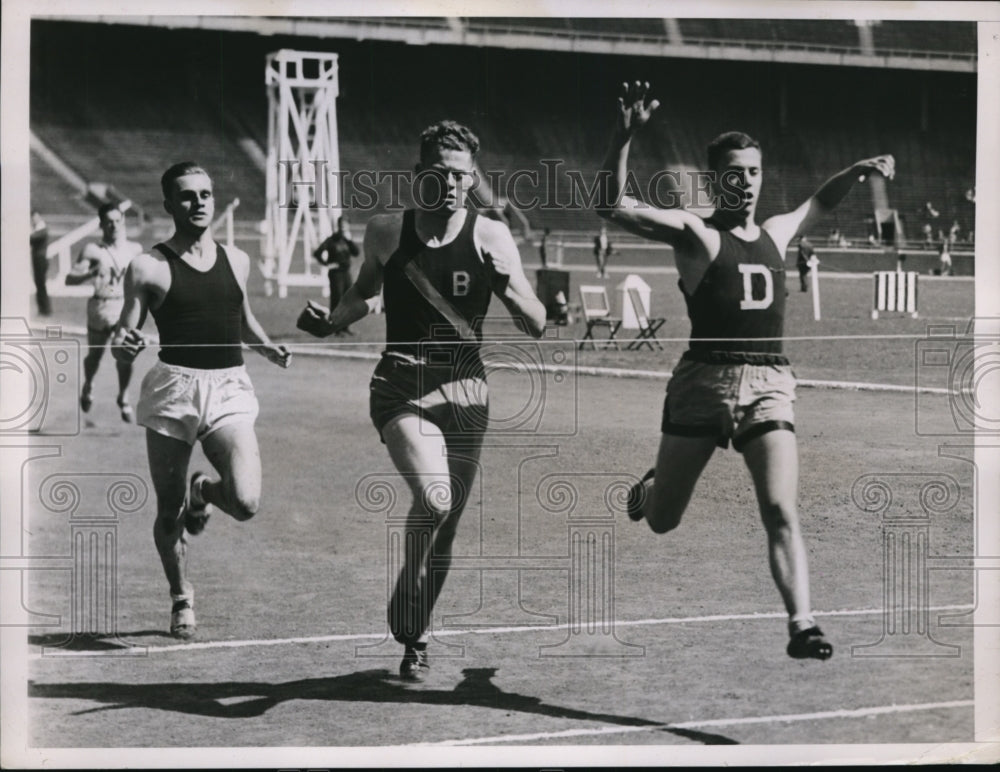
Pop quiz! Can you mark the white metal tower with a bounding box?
[263,50,341,298]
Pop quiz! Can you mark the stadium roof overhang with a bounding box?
[41,15,976,73]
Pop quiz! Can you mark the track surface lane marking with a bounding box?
[405,699,975,746]
[29,603,973,658]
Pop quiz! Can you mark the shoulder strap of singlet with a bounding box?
[153,242,179,261]
[385,210,419,272]
[757,227,783,261]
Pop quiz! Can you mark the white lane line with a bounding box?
[29,323,959,395]
[408,699,975,746]
[276,346,951,394]
[29,604,973,659]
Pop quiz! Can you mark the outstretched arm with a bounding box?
[229,248,291,368]
[65,245,99,286]
[298,221,385,338]
[111,258,152,362]
[477,218,546,338]
[764,155,896,253]
[241,298,291,368]
[597,81,714,250]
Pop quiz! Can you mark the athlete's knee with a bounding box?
[230,491,260,521]
[759,501,799,535]
[417,479,453,519]
[154,499,185,532]
[645,488,686,534]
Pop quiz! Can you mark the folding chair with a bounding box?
[578,285,621,350]
[626,287,665,351]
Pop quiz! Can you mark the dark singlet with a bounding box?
[150,243,244,369]
[681,225,789,365]
[382,209,492,378]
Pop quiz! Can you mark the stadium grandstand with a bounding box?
[30,16,976,274]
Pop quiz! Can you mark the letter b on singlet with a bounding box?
[453,271,471,297]
[738,264,773,310]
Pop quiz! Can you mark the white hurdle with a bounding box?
[871,270,918,319]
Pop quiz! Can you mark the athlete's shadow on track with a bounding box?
[28,631,173,651]
[29,666,738,745]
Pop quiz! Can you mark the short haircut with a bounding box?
[161,161,211,198]
[97,202,121,222]
[707,132,761,171]
[419,121,480,164]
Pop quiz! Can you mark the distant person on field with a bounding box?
[313,216,360,335]
[30,211,52,316]
[796,236,817,292]
[539,227,551,269]
[65,203,143,421]
[938,237,953,277]
[593,224,613,278]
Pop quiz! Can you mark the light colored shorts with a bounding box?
[661,358,796,452]
[137,360,259,445]
[87,296,124,333]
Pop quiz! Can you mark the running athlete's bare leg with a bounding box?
[146,429,195,598]
[740,429,812,620]
[642,433,717,533]
[382,413,483,645]
[199,422,262,522]
[81,327,112,401]
[433,431,484,619]
[114,358,133,405]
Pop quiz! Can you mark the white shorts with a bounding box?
[87,296,124,332]
[137,360,259,445]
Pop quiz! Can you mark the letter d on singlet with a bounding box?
[453,270,471,297]
[738,264,773,310]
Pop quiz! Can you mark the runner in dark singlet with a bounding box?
[298,121,546,681]
[65,203,143,421]
[598,81,895,661]
[112,162,291,639]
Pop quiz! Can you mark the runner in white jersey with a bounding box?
[65,203,144,421]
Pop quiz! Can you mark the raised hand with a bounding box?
[617,81,661,137]
[856,154,896,182]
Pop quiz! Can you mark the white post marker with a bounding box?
[809,255,821,321]
[616,273,652,329]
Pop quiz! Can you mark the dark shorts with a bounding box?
[369,353,489,442]
[662,357,796,452]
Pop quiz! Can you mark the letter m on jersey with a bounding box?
[738,264,773,310]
